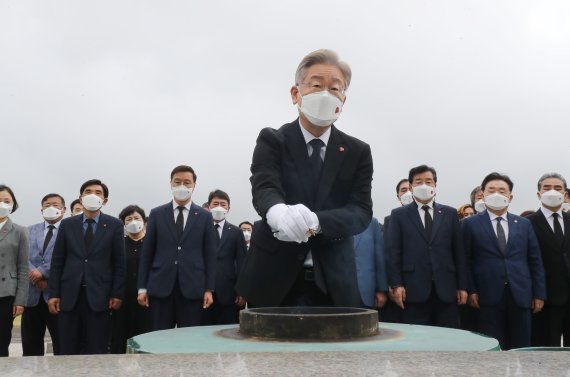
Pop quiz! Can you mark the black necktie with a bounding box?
[422,205,433,238]
[309,139,325,188]
[176,206,185,237]
[552,213,564,245]
[215,223,221,239]
[84,219,94,251]
[496,217,507,254]
[43,225,55,254]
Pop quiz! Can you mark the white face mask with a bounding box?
[81,194,104,212]
[412,184,435,201]
[298,90,343,127]
[243,231,251,241]
[172,185,193,202]
[562,203,570,212]
[125,220,144,234]
[0,202,13,218]
[210,206,227,221]
[540,189,564,208]
[399,191,414,206]
[484,193,510,211]
[474,199,486,213]
[42,206,62,221]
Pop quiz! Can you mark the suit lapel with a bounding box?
[0,218,13,242]
[73,215,87,255]
[35,224,45,254]
[479,211,502,254]
[535,208,555,237]
[90,213,108,254]
[315,127,347,209]
[164,203,178,242]
[406,203,429,242]
[284,121,314,205]
[430,203,444,242]
[179,203,199,243]
[504,213,519,256]
[219,222,232,249]
[561,212,570,251]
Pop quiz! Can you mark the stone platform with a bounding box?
[2,351,569,376]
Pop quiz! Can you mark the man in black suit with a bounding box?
[236,49,373,307]
[528,173,570,347]
[387,165,467,328]
[202,190,247,325]
[48,179,125,355]
[137,165,217,330]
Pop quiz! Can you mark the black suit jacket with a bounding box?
[236,119,373,307]
[138,202,217,299]
[49,213,125,312]
[214,221,247,305]
[527,209,570,306]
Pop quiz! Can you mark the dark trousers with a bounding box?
[532,300,570,347]
[201,293,240,325]
[109,299,150,354]
[21,298,60,356]
[281,268,333,307]
[58,288,110,355]
[149,283,202,330]
[0,296,15,357]
[401,283,459,328]
[381,300,403,323]
[459,303,479,332]
[478,284,531,350]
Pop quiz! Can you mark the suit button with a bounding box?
[178,246,182,251]
[1,278,4,281]
[297,254,305,261]
[84,259,88,262]
[174,261,178,265]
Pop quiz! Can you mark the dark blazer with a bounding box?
[214,221,247,306]
[527,209,570,306]
[387,202,467,304]
[138,202,217,300]
[353,217,388,307]
[462,211,546,308]
[236,119,373,307]
[26,222,57,306]
[0,218,29,306]
[49,213,125,312]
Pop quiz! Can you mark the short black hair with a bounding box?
[118,205,146,223]
[41,193,65,207]
[481,172,514,192]
[70,199,82,212]
[170,165,197,182]
[396,179,409,193]
[239,221,253,228]
[0,184,19,213]
[208,189,230,206]
[408,165,437,183]
[80,179,109,198]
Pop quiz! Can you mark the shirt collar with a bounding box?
[299,121,331,146]
[172,201,192,211]
[82,213,100,224]
[488,211,508,222]
[416,200,434,209]
[540,206,563,219]
[44,220,62,230]
[215,219,226,229]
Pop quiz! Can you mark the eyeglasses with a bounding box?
[297,81,346,98]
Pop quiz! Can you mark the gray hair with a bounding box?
[294,49,352,90]
[537,173,567,190]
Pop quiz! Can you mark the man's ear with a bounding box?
[290,86,300,105]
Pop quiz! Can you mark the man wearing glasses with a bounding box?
[236,49,373,308]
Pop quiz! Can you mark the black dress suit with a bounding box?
[49,213,125,355]
[202,221,247,325]
[528,208,570,346]
[236,119,373,307]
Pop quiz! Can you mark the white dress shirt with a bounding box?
[299,121,331,160]
[173,201,192,228]
[540,206,565,235]
[416,200,434,227]
[214,219,225,238]
[488,211,509,241]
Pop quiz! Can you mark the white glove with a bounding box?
[292,204,319,233]
[277,205,310,243]
[266,203,288,232]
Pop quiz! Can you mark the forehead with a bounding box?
[241,224,252,229]
[412,171,434,181]
[303,63,345,84]
[172,172,194,182]
[485,179,510,191]
[541,177,564,187]
[210,197,228,203]
[83,184,104,193]
[398,182,410,191]
[125,211,143,218]
[43,196,63,205]
[0,190,13,200]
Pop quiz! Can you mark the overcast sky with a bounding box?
[2,0,570,227]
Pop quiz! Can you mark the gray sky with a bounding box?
[2,0,570,227]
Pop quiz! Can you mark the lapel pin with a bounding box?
[339,147,345,152]
[438,210,442,214]
[194,212,198,216]
[103,223,107,228]
[514,220,518,224]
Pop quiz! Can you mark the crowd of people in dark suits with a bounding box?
[1,49,569,357]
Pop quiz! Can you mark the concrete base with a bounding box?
[2,351,569,376]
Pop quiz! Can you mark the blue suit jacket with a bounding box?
[353,217,388,308]
[387,202,467,303]
[214,221,247,305]
[462,211,546,308]
[138,202,218,300]
[49,213,126,312]
[26,222,57,306]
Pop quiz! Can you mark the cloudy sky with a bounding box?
[2,0,570,227]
